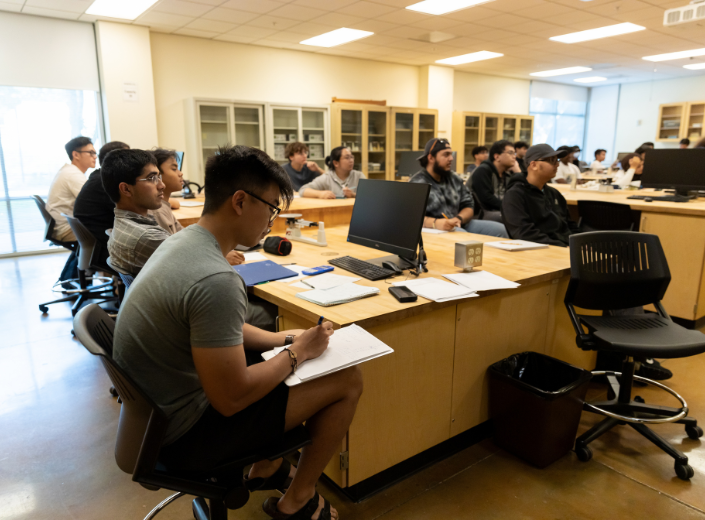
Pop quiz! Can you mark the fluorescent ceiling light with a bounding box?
[684,63,705,70]
[436,50,503,65]
[86,0,158,20]
[550,23,645,44]
[643,48,705,62]
[406,0,494,16]
[300,28,373,48]
[574,76,607,83]
[530,66,592,77]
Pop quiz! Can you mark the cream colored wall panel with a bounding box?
[453,71,530,116]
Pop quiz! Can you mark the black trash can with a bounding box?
[488,351,592,468]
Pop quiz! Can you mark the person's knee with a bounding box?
[340,366,363,400]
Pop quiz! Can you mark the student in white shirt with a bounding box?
[613,153,643,187]
[553,145,581,184]
[46,136,96,241]
[590,149,607,171]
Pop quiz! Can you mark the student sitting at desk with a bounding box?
[612,153,643,187]
[150,148,186,234]
[409,138,509,237]
[470,139,517,216]
[282,142,325,191]
[466,145,488,176]
[553,145,581,184]
[502,144,580,247]
[299,146,365,199]
[113,145,361,520]
[590,149,606,171]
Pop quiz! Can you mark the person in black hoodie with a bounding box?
[501,143,580,247]
[469,139,517,216]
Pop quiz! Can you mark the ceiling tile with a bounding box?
[201,7,259,23]
[562,14,625,31]
[24,0,92,12]
[290,0,357,10]
[406,16,466,31]
[359,0,410,8]
[1,0,24,4]
[226,25,277,38]
[309,11,364,26]
[382,25,429,39]
[349,19,399,33]
[185,18,236,32]
[266,4,327,21]
[214,33,258,43]
[174,27,220,38]
[286,21,338,36]
[266,30,312,43]
[479,13,530,28]
[0,2,22,12]
[153,0,215,17]
[135,11,193,27]
[446,6,502,23]
[514,2,577,19]
[218,0,285,15]
[187,0,227,5]
[375,8,429,25]
[247,14,301,30]
[337,1,397,19]
[360,33,402,46]
[22,5,82,18]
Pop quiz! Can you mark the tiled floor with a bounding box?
[1,252,704,519]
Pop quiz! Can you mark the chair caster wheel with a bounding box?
[39,305,48,313]
[686,425,703,440]
[109,386,118,397]
[675,463,694,481]
[634,396,645,403]
[575,445,593,462]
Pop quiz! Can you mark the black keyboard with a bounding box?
[328,256,396,281]
[627,194,693,203]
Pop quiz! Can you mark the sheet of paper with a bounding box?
[422,228,449,234]
[301,272,360,290]
[243,251,268,262]
[275,265,310,283]
[178,200,204,207]
[443,271,520,292]
[290,280,310,289]
[392,277,477,302]
[296,283,379,306]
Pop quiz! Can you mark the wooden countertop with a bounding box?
[553,184,705,216]
[252,226,570,329]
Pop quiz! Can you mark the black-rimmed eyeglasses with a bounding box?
[244,190,281,225]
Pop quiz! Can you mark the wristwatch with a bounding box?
[284,335,295,346]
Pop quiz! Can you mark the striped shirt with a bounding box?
[108,209,171,276]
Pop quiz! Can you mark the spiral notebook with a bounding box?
[295,283,379,307]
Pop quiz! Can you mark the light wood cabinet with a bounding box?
[266,104,329,170]
[685,101,705,143]
[331,103,391,180]
[656,102,687,142]
[390,107,438,180]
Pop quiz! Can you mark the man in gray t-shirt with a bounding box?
[110,146,361,520]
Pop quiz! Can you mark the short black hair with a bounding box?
[151,147,178,171]
[620,153,640,172]
[557,145,572,152]
[98,141,129,165]
[101,149,157,204]
[513,141,529,151]
[489,140,514,161]
[65,136,93,160]
[641,142,654,148]
[325,146,350,171]
[680,138,690,146]
[635,145,649,155]
[202,145,294,215]
[471,145,488,158]
[595,148,606,158]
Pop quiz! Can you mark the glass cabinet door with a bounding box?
[234,106,261,148]
[367,110,387,179]
[502,117,517,141]
[303,109,326,169]
[394,112,413,178]
[483,116,499,144]
[199,105,231,169]
[464,115,481,173]
[417,113,435,150]
[272,108,300,164]
[659,105,684,141]
[686,103,705,142]
[341,109,363,171]
[519,118,533,143]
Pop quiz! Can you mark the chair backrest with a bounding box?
[471,191,485,220]
[106,257,135,289]
[577,200,635,231]
[64,214,97,271]
[32,195,57,243]
[73,304,168,476]
[565,231,671,311]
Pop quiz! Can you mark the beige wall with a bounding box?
[453,71,531,115]
[419,65,454,140]
[150,32,420,177]
[95,22,158,149]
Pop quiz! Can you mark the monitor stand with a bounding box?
[366,254,416,270]
[667,189,696,201]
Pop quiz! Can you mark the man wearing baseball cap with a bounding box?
[501,144,580,247]
[409,138,508,237]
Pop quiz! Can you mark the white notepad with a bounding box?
[484,240,548,251]
[301,273,360,290]
[261,324,393,386]
[178,200,205,207]
[243,251,267,262]
[392,277,477,302]
[296,283,379,307]
[444,271,520,291]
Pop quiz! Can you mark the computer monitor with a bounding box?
[396,151,457,179]
[175,151,184,170]
[616,152,631,162]
[641,149,705,196]
[347,179,430,267]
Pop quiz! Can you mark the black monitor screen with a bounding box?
[641,149,705,192]
[175,151,184,170]
[347,179,430,259]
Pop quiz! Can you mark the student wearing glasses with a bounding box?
[502,144,580,247]
[299,146,365,199]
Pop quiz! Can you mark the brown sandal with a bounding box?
[262,492,332,520]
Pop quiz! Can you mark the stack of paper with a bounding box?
[422,228,449,235]
[485,240,548,252]
[178,200,204,207]
[392,277,477,303]
[444,271,520,291]
[301,273,360,290]
[262,324,393,386]
[296,283,379,307]
[243,251,268,262]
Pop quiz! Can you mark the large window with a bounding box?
[0,86,102,256]
[530,97,587,150]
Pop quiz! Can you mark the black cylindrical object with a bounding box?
[264,236,292,256]
[488,351,592,468]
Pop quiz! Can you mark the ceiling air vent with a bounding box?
[664,1,705,26]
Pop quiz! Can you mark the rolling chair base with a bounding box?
[576,367,703,480]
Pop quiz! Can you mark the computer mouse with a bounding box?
[644,197,653,202]
[382,261,403,275]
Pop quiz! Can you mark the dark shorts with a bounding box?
[159,382,290,472]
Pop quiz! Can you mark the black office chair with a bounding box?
[106,257,135,293]
[565,231,705,480]
[62,214,118,316]
[73,304,311,520]
[577,200,636,232]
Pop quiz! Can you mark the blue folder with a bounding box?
[233,261,297,287]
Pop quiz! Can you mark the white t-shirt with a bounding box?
[46,163,87,240]
[590,160,605,171]
[613,168,637,187]
[554,161,582,182]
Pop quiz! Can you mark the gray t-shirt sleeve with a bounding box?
[186,272,247,348]
[299,173,332,196]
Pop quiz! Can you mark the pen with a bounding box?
[318,316,324,326]
[442,213,449,219]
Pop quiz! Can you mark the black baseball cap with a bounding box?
[524,143,569,165]
[417,138,451,161]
